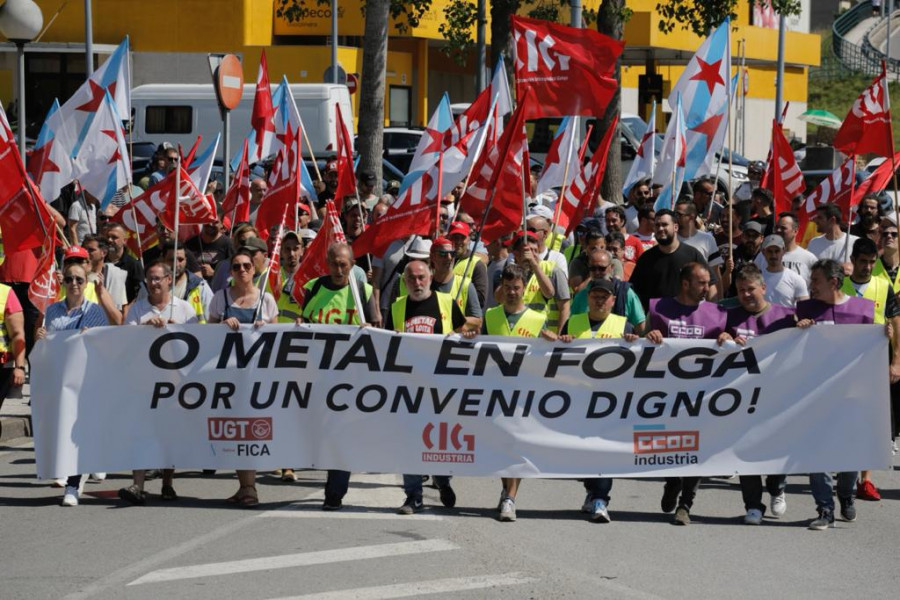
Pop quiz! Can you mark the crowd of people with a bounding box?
[0,141,897,531]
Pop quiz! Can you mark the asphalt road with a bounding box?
[2,437,899,600]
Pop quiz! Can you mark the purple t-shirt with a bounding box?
[726,303,796,339]
[795,297,875,325]
[649,297,727,339]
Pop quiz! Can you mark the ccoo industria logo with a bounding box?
[422,422,475,463]
[633,425,699,466]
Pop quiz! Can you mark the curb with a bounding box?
[0,415,32,443]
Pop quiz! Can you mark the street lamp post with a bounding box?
[0,0,44,162]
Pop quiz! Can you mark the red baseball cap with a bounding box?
[431,236,454,249]
[510,230,539,247]
[447,221,471,238]
[63,246,90,261]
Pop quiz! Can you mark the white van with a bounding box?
[131,83,353,159]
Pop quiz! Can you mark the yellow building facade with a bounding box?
[1,0,819,158]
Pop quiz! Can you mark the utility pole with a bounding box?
[775,14,785,122]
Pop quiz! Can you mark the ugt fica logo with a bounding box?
[421,422,475,463]
[633,425,699,466]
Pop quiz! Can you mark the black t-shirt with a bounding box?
[385,293,466,334]
[114,253,145,304]
[629,243,710,310]
[185,234,233,273]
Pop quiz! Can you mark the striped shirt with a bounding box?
[44,299,110,332]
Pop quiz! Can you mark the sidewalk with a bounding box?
[0,380,32,443]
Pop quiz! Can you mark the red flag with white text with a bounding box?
[834,62,893,158]
[765,120,805,216]
[251,51,276,161]
[27,229,59,314]
[511,15,623,119]
[798,158,856,237]
[333,103,356,209]
[256,123,302,239]
[221,139,252,225]
[291,201,347,301]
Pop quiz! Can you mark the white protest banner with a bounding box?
[31,324,890,479]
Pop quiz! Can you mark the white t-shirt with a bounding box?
[762,268,809,307]
[68,202,97,244]
[754,245,818,282]
[540,247,568,274]
[126,297,199,325]
[678,231,723,267]
[807,233,859,262]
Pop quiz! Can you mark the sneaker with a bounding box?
[397,497,423,515]
[808,510,834,530]
[118,484,146,505]
[856,479,881,501]
[591,499,611,523]
[839,497,857,522]
[661,481,680,513]
[497,490,507,512]
[88,472,106,483]
[61,486,79,507]
[322,494,343,511]
[744,508,763,525]
[770,492,787,518]
[499,497,516,522]
[673,506,691,526]
[438,484,456,508]
[581,492,593,514]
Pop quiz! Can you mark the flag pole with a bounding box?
[255,205,289,321]
[455,185,499,307]
[451,97,498,223]
[127,124,145,268]
[884,60,900,240]
[845,156,856,264]
[434,150,445,236]
[331,208,367,324]
[548,117,579,252]
[171,157,182,317]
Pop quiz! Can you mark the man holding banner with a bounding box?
[298,242,375,511]
[647,262,729,526]
[387,259,467,515]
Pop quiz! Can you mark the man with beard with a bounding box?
[630,209,714,311]
[161,242,214,322]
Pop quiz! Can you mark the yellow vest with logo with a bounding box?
[399,273,469,311]
[392,291,454,333]
[567,312,627,339]
[484,306,546,337]
[842,275,889,324]
[872,259,900,294]
[185,285,207,324]
[301,277,372,325]
[270,268,301,324]
[523,260,560,328]
[0,284,11,356]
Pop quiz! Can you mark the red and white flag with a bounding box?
[511,15,623,119]
[112,166,217,256]
[250,51,276,161]
[265,206,291,302]
[765,120,805,216]
[558,116,619,235]
[27,229,59,314]
[834,62,893,158]
[854,151,900,203]
[256,122,302,239]
[222,139,252,225]
[292,200,347,300]
[333,103,357,210]
[798,157,856,236]
[459,89,533,243]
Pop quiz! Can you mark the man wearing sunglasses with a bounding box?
[427,238,482,331]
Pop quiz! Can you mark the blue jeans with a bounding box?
[583,478,613,504]
[739,474,786,512]
[402,475,451,501]
[809,471,857,512]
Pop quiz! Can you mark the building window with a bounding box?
[389,86,411,127]
[145,106,193,134]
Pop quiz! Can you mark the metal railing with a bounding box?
[862,9,900,76]
[833,0,884,76]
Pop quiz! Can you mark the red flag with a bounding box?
[255,123,302,239]
[266,206,290,302]
[0,130,53,254]
[180,136,201,168]
[557,116,619,235]
[459,89,533,243]
[251,51,276,161]
[27,229,59,314]
[511,15,623,119]
[853,151,900,204]
[797,158,856,237]
[333,103,357,209]
[112,166,217,256]
[765,120,805,216]
[834,62,893,158]
[221,139,251,225]
[291,201,347,301]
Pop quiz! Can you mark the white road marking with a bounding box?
[128,539,459,586]
[264,508,444,521]
[265,573,538,600]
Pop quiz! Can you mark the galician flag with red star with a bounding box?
[34,37,131,202]
[27,100,71,205]
[71,90,132,209]
[668,18,731,182]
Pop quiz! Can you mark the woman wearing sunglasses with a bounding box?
[37,263,120,507]
[208,249,278,507]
